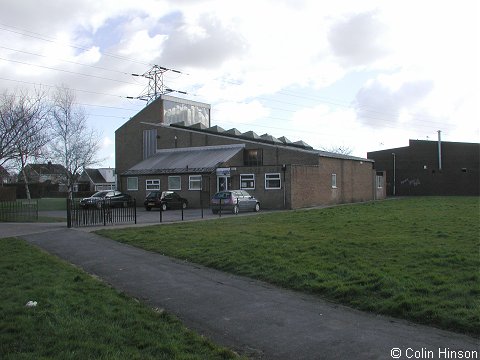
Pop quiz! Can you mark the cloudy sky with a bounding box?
[0,0,478,167]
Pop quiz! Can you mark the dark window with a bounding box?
[244,149,263,166]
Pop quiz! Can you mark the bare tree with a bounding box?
[0,88,51,197]
[49,86,103,199]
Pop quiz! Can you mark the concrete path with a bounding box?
[5,225,478,360]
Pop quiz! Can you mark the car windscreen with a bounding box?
[92,191,109,198]
[213,192,231,199]
[146,192,160,198]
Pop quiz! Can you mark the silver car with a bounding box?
[211,190,260,214]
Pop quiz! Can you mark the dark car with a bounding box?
[210,190,260,215]
[144,191,188,211]
[79,190,132,208]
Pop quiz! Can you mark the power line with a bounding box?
[0,22,461,130]
[0,57,142,86]
[0,45,133,77]
[0,23,150,66]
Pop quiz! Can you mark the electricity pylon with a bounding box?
[128,65,186,104]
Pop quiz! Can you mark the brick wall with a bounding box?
[290,159,375,209]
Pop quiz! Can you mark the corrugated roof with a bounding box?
[165,122,373,162]
[123,144,245,176]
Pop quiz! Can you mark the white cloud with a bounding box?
[102,136,113,148]
[0,0,477,167]
[212,100,270,127]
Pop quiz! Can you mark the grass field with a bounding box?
[97,197,480,336]
[0,238,239,359]
[37,197,67,211]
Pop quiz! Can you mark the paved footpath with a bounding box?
[8,226,479,359]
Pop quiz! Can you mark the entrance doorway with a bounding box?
[217,176,231,192]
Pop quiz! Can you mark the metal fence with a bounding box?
[0,200,39,222]
[67,198,136,228]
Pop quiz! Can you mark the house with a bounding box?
[367,140,480,196]
[77,168,117,192]
[0,166,14,184]
[21,162,67,184]
[115,96,385,209]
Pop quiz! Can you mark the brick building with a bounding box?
[367,140,479,196]
[116,96,385,209]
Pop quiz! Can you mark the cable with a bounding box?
[0,22,462,130]
[0,57,142,86]
[0,45,133,76]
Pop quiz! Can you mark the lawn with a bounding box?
[0,238,239,359]
[97,197,480,336]
[37,197,67,211]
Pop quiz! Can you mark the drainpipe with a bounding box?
[392,153,396,196]
[282,164,287,209]
[437,130,442,171]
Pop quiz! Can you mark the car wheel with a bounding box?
[96,202,102,209]
[162,203,167,211]
[145,207,151,211]
[254,203,260,212]
[232,205,239,215]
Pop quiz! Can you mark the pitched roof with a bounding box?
[123,144,245,176]
[27,163,66,175]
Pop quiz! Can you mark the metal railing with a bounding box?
[0,200,39,222]
[67,198,137,228]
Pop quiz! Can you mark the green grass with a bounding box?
[97,197,480,336]
[0,238,239,359]
[37,197,67,211]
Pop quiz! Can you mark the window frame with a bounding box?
[127,177,138,191]
[189,175,202,191]
[240,174,255,190]
[244,149,263,166]
[376,174,384,189]
[265,173,281,190]
[168,176,182,191]
[331,173,337,188]
[146,179,160,191]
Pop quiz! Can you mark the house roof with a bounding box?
[81,169,105,184]
[27,163,66,175]
[0,165,10,177]
[123,144,245,176]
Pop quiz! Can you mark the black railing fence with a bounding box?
[67,198,136,228]
[0,200,38,222]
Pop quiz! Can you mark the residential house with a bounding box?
[77,168,116,192]
[21,162,67,185]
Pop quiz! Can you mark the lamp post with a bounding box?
[392,152,396,196]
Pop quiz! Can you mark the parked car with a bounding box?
[144,191,188,211]
[210,190,260,214]
[79,190,132,208]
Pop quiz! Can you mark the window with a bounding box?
[189,175,202,190]
[127,177,138,191]
[331,174,337,188]
[244,149,263,166]
[168,176,181,190]
[240,174,255,190]
[265,173,281,189]
[146,179,160,191]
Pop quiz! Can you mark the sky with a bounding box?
[0,0,478,168]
